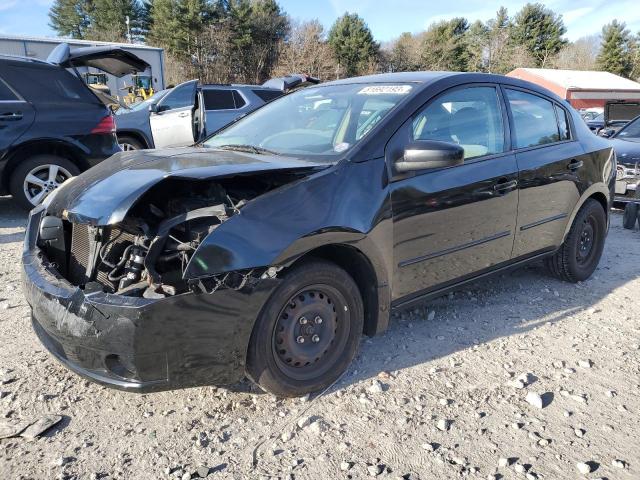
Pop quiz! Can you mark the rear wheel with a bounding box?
[544,199,606,282]
[246,260,363,397]
[117,135,145,151]
[623,203,638,229]
[9,155,79,210]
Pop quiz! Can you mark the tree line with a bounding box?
[49,1,640,85]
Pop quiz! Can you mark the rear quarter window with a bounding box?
[0,77,19,101]
[505,89,560,148]
[252,89,284,103]
[1,64,96,103]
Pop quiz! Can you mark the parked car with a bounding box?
[0,43,148,209]
[114,75,318,150]
[23,72,614,397]
[596,100,640,137]
[605,114,640,227]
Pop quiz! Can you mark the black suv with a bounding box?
[0,43,148,209]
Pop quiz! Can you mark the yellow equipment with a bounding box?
[120,75,154,104]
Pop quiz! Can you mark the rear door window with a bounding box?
[1,64,95,103]
[203,89,235,110]
[505,89,560,148]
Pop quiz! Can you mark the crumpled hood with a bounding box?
[46,147,328,225]
[609,138,640,166]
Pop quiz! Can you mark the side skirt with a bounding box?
[390,249,555,312]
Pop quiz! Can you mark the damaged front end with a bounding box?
[22,163,319,391]
[40,174,297,298]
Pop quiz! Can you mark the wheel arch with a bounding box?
[2,140,87,191]
[283,243,390,337]
[562,185,610,242]
[116,130,151,149]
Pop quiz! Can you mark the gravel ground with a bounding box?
[0,196,639,480]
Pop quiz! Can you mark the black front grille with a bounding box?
[67,223,90,285]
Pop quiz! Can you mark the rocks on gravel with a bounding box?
[525,391,544,409]
[578,359,593,368]
[576,462,593,474]
[612,459,627,469]
[367,380,385,394]
[436,419,451,431]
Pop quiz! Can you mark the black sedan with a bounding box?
[22,72,614,397]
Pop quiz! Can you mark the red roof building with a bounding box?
[507,68,640,109]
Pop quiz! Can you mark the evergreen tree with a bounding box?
[420,18,470,71]
[388,32,419,72]
[88,0,146,42]
[328,13,378,77]
[49,0,91,39]
[512,3,567,67]
[597,20,632,77]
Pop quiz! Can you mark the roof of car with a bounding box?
[0,53,53,66]
[323,71,457,85]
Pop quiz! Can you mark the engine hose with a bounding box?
[144,204,227,288]
[108,244,134,282]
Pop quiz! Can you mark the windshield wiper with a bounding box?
[215,144,279,155]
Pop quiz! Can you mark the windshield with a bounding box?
[203,83,414,159]
[121,89,168,113]
[615,116,640,140]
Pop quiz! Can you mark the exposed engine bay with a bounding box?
[37,172,304,298]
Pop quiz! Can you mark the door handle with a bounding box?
[567,159,584,171]
[178,112,189,118]
[493,179,518,192]
[0,112,23,121]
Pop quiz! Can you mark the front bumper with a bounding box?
[614,164,640,203]
[22,207,279,392]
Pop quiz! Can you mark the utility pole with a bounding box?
[126,16,132,43]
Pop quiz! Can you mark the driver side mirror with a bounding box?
[395,140,465,172]
[598,128,614,138]
[149,103,158,113]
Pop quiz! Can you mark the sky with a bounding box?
[1,0,639,43]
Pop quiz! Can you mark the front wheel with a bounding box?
[246,260,364,397]
[544,199,607,282]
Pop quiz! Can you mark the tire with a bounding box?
[117,135,145,151]
[544,199,607,282]
[246,259,364,397]
[623,203,638,229]
[9,154,80,210]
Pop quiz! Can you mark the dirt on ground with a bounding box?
[0,196,638,480]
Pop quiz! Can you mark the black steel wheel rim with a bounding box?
[271,284,349,381]
[576,215,597,264]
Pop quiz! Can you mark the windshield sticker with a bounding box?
[358,85,412,95]
[334,142,350,153]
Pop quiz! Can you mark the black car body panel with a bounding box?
[46,147,328,225]
[22,72,615,392]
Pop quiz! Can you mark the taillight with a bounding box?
[91,115,116,134]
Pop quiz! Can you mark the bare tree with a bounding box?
[553,35,600,70]
[273,19,337,79]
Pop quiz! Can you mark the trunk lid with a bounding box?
[46,43,150,77]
